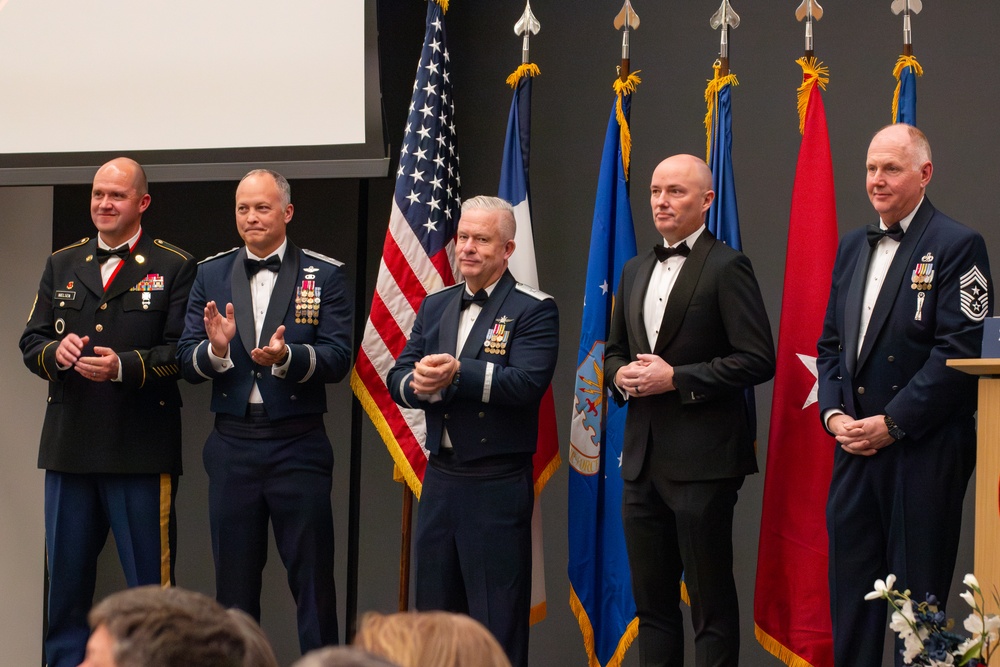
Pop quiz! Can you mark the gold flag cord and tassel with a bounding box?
[795,56,829,135]
[613,71,642,181]
[890,54,923,123]
[703,61,739,164]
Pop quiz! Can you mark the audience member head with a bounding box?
[80,586,245,667]
[291,646,401,667]
[227,608,279,667]
[353,611,512,667]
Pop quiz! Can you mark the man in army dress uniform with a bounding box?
[20,157,196,667]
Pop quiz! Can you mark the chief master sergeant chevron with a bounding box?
[387,195,559,667]
[177,169,352,655]
[19,157,196,667]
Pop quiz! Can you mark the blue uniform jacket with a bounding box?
[817,197,992,440]
[177,241,352,419]
[387,270,559,462]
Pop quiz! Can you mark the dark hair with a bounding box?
[88,586,245,667]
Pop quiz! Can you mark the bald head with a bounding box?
[649,154,715,245]
[866,123,933,224]
[96,157,148,196]
[91,157,151,247]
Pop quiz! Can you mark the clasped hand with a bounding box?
[615,354,674,398]
[827,414,895,456]
[410,353,459,395]
[56,333,119,382]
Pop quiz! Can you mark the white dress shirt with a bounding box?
[209,240,292,403]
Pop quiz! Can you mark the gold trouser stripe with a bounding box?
[159,474,172,587]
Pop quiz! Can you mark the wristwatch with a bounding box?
[884,415,906,441]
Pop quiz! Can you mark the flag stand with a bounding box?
[398,485,413,611]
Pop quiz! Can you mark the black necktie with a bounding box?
[244,255,281,279]
[653,242,690,262]
[96,245,129,264]
[867,223,905,247]
[460,289,489,310]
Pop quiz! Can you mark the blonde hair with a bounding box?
[354,611,512,667]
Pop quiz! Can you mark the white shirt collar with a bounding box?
[246,238,288,262]
[98,227,142,251]
[880,196,924,233]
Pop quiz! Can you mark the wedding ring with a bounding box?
[92,372,96,378]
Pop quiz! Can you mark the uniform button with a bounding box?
[478,412,485,418]
[100,303,108,310]
[222,393,228,398]
[887,355,895,362]
[95,324,103,332]
[892,385,899,391]
[480,438,487,444]
[290,395,297,401]
[256,372,263,379]
[59,301,65,307]
[159,400,165,406]
[857,386,865,394]
[47,397,52,403]
[444,414,450,420]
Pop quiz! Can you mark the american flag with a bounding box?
[351,0,461,495]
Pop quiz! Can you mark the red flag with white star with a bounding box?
[754,58,837,667]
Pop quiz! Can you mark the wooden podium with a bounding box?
[947,358,1000,612]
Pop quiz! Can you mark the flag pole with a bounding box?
[890,0,923,124]
[398,482,412,611]
[613,0,639,81]
[794,0,824,59]
[710,0,740,77]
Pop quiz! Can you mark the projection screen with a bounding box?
[0,0,387,184]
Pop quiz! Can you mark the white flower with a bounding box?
[866,574,898,600]
[964,610,1000,640]
[963,573,981,590]
[961,590,977,609]
[891,600,917,638]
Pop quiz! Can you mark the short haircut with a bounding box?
[291,646,401,667]
[88,586,245,667]
[239,169,292,208]
[461,195,516,242]
[354,611,512,667]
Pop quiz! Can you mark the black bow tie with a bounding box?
[653,242,690,262]
[244,255,281,279]
[96,245,130,264]
[867,223,905,247]
[460,289,489,310]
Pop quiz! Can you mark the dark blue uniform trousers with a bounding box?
[44,471,176,667]
[415,452,534,667]
[204,410,338,654]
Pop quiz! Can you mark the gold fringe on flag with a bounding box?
[795,57,829,135]
[434,0,450,13]
[704,61,739,164]
[506,62,541,88]
[754,624,817,667]
[890,54,923,123]
[570,586,639,667]
[613,71,642,182]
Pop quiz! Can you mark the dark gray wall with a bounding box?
[6,2,997,666]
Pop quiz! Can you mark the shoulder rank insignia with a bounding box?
[514,283,553,300]
[960,265,989,323]
[199,247,240,264]
[302,249,344,267]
